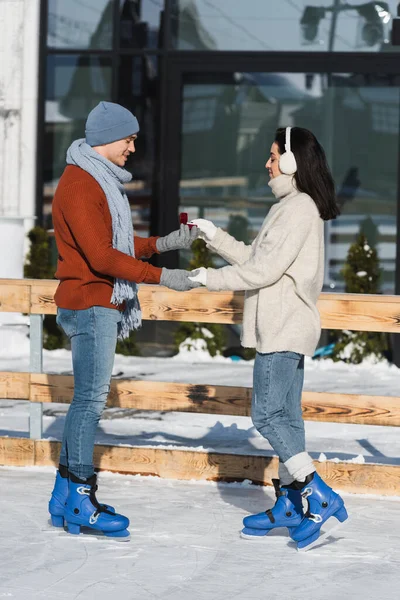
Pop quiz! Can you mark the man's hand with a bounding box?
[156,224,199,253]
[160,268,202,291]
[188,267,207,286]
[189,219,217,242]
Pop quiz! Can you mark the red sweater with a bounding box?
[52,165,162,310]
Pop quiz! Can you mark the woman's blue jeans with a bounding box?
[251,351,305,463]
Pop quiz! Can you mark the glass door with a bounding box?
[178,70,400,293]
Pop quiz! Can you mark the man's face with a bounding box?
[96,135,137,167]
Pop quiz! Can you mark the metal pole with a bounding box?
[323,0,341,288]
[328,0,341,52]
[29,313,43,439]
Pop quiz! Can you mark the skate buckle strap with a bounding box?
[89,485,114,518]
[272,478,285,500]
[265,509,275,524]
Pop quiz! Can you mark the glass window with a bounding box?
[43,55,112,226]
[47,0,113,49]
[119,0,164,49]
[172,0,400,52]
[179,72,399,293]
[118,56,159,235]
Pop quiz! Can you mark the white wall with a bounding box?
[0,0,41,278]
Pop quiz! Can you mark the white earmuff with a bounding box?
[279,127,297,175]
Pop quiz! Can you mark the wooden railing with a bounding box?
[1,278,400,495]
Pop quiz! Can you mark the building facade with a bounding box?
[1,0,400,297]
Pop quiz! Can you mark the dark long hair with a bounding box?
[275,127,340,221]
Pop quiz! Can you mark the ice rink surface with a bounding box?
[0,467,399,600]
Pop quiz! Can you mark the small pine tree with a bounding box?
[116,331,141,356]
[24,227,65,350]
[331,233,388,364]
[24,227,54,280]
[227,215,250,245]
[174,239,226,357]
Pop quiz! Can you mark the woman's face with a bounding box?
[265,142,282,179]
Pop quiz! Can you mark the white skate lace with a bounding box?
[301,487,313,499]
[308,513,323,523]
[89,511,100,525]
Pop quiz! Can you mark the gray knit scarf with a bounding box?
[66,138,141,339]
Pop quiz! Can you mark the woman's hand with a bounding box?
[188,267,207,286]
[189,219,217,242]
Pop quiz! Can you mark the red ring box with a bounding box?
[179,212,196,229]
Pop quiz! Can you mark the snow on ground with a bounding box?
[0,466,399,600]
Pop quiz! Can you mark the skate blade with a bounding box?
[56,527,131,542]
[297,515,350,552]
[240,528,290,541]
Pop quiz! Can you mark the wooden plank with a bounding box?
[108,379,252,416]
[0,372,30,400]
[30,373,73,403]
[11,438,400,495]
[318,460,400,496]
[302,391,400,427]
[34,439,61,467]
[29,374,252,415]
[138,286,244,324]
[26,281,244,322]
[6,372,399,426]
[0,437,34,466]
[318,293,400,333]
[29,280,57,315]
[3,277,400,333]
[0,282,30,313]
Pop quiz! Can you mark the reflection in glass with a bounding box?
[173,0,400,52]
[180,72,399,293]
[43,55,112,225]
[118,56,159,235]
[119,0,164,48]
[47,0,113,49]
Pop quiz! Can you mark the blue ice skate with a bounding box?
[48,468,115,528]
[64,474,129,539]
[48,469,69,528]
[241,479,304,539]
[290,472,348,550]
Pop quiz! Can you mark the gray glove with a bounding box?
[156,224,199,253]
[160,268,202,291]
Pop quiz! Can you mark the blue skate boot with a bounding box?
[48,465,69,528]
[48,465,115,528]
[64,473,130,539]
[290,472,348,550]
[241,479,304,539]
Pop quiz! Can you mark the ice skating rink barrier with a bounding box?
[0,279,399,495]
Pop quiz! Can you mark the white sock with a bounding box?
[284,452,315,483]
[278,462,293,486]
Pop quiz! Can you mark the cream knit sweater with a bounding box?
[205,174,325,356]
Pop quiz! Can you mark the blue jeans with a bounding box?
[56,306,121,480]
[251,351,305,463]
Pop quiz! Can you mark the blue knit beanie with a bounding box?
[85,101,139,146]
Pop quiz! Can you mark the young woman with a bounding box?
[189,126,348,550]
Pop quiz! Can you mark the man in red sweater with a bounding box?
[49,102,200,539]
